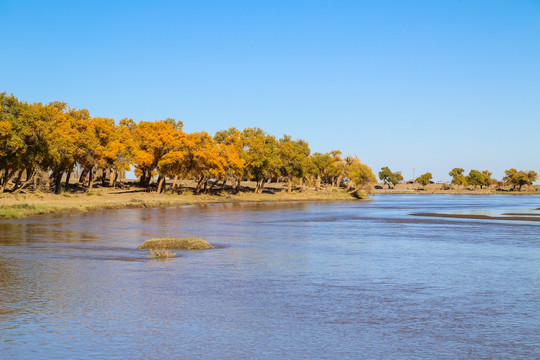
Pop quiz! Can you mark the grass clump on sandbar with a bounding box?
[138,237,213,250]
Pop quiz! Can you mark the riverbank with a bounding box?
[2,181,539,220]
[0,184,363,220]
[373,183,540,195]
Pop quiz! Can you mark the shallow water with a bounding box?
[1,195,539,359]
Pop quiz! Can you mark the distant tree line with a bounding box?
[0,92,376,194]
[378,167,538,191]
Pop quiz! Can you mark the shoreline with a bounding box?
[2,182,539,221]
[374,190,540,195]
[412,212,540,222]
[0,186,363,220]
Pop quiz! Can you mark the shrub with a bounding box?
[138,237,213,250]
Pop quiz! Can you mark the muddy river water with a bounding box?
[1,195,539,359]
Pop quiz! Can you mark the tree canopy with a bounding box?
[503,169,537,191]
[378,167,403,189]
[415,172,432,187]
[0,92,378,195]
[449,168,467,188]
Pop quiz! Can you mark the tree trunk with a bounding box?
[336,175,344,188]
[88,168,95,190]
[109,169,117,187]
[235,178,241,193]
[112,170,118,187]
[64,171,72,189]
[287,177,292,193]
[144,170,152,187]
[220,179,227,191]
[255,178,265,193]
[139,171,146,186]
[172,175,179,189]
[195,177,205,194]
[316,174,321,190]
[208,179,219,192]
[0,169,17,193]
[100,168,107,186]
[13,171,36,194]
[11,170,22,191]
[54,170,64,194]
[25,167,33,182]
[78,167,89,185]
[157,175,165,194]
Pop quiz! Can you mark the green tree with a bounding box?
[278,135,311,193]
[378,166,404,189]
[0,93,33,192]
[346,157,377,194]
[415,172,433,187]
[240,127,280,193]
[503,169,537,191]
[449,168,467,188]
[310,152,334,189]
[466,169,492,189]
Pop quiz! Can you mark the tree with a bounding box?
[132,120,183,188]
[0,93,32,192]
[278,135,310,193]
[104,121,135,187]
[503,169,537,191]
[214,127,245,192]
[378,167,403,189]
[346,157,377,194]
[310,152,334,189]
[0,94,53,193]
[38,102,81,193]
[466,169,492,189]
[326,150,345,187]
[449,168,467,188]
[182,131,228,194]
[75,116,116,189]
[415,172,432,187]
[240,127,280,193]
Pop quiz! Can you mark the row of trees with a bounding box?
[378,167,538,190]
[0,92,376,194]
[448,168,537,190]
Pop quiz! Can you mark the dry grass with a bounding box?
[149,248,176,259]
[138,237,213,250]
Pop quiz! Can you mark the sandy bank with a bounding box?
[0,184,364,220]
[412,212,540,222]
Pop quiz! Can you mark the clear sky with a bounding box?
[1,0,539,181]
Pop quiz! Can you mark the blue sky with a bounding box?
[1,0,539,181]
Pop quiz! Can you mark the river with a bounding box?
[1,195,539,359]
